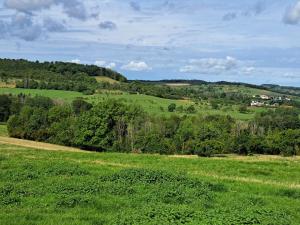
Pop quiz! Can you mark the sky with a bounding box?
[0,0,300,86]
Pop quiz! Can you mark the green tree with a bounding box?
[0,95,11,122]
[168,103,176,112]
[72,98,92,115]
[186,105,196,114]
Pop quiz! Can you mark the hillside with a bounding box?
[0,58,300,156]
[139,79,300,97]
[0,87,264,120]
[0,141,300,225]
[0,58,126,94]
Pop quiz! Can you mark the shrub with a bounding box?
[168,103,176,112]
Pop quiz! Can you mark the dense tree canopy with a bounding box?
[4,94,300,156]
[0,58,127,94]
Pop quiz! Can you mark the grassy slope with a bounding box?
[0,88,84,102]
[95,76,119,84]
[0,87,261,119]
[0,144,299,225]
[219,85,286,96]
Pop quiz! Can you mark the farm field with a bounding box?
[0,87,262,119]
[0,141,299,225]
[95,76,120,84]
[218,85,287,97]
[0,88,84,102]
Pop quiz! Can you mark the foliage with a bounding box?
[2,92,300,156]
[0,95,11,122]
[168,103,176,112]
[0,58,126,94]
[71,98,92,115]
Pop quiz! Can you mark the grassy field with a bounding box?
[0,88,84,102]
[0,87,261,119]
[0,124,8,137]
[95,76,119,84]
[0,142,299,225]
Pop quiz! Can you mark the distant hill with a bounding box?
[0,58,127,82]
[135,79,300,97]
[0,58,127,94]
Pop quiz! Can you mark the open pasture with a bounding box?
[0,87,261,119]
[0,143,299,225]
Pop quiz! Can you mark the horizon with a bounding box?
[0,0,300,86]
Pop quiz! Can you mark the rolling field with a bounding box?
[0,88,84,102]
[219,85,285,97]
[0,141,299,225]
[95,76,120,84]
[0,87,260,119]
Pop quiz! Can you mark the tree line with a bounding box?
[0,58,126,94]
[1,94,299,156]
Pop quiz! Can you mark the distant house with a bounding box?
[251,101,264,107]
[260,95,270,100]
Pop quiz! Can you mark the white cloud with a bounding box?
[71,59,81,64]
[241,67,255,74]
[95,60,117,69]
[121,61,152,71]
[107,62,116,69]
[0,13,43,41]
[283,1,300,25]
[180,56,238,74]
[4,0,88,20]
[94,60,106,67]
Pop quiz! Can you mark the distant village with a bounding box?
[250,94,291,107]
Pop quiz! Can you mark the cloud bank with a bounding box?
[99,21,117,31]
[122,61,152,71]
[180,56,238,74]
[4,0,88,20]
[283,1,300,25]
[95,60,117,69]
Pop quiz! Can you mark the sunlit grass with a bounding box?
[0,144,299,224]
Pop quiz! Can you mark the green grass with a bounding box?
[0,124,8,137]
[0,87,262,119]
[0,144,299,225]
[95,76,119,84]
[0,88,84,102]
[90,92,192,116]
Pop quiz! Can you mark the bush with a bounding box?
[0,95,11,122]
[186,105,196,114]
[195,140,224,157]
[168,103,176,112]
[281,146,295,157]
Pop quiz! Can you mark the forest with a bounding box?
[0,59,126,94]
[1,94,299,156]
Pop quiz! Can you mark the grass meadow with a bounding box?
[0,143,299,225]
[0,124,8,137]
[0,87,262,119]
[0,88,84,102]
[95,76,120,84]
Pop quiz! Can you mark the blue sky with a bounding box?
[0,0,300,86]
